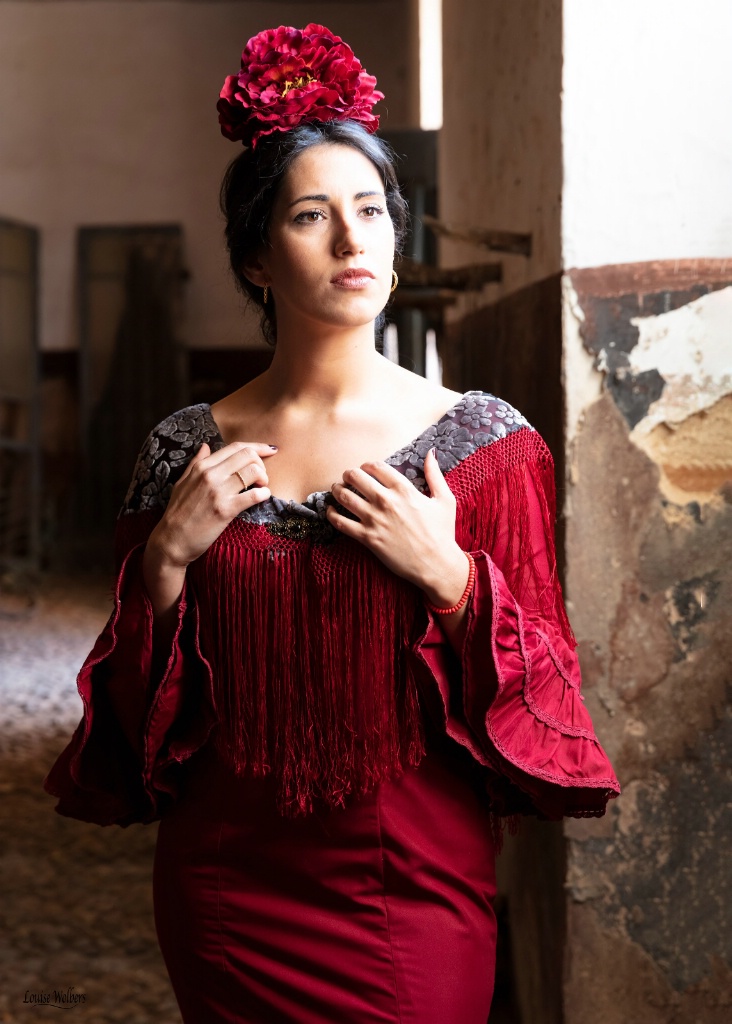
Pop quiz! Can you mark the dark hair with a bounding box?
[219,119,408,346]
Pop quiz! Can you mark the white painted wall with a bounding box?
[563,0,732,269]
[0,1,415,351]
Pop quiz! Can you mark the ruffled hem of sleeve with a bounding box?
[43,539,217,826]
[410,550,620,821]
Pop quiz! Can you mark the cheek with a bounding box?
[287,248,317,279]
[271,236,319,284]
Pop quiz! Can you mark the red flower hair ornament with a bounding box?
[217,23,384,149]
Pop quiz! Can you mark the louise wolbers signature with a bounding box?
[23,987,87,1009]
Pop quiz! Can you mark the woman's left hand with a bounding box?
[327,448,469,605]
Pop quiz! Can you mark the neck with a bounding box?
[259,316,392,412]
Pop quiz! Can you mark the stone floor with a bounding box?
[0,570,518,1024]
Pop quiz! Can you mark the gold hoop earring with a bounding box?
[390,270,398,294]
[263,284,269,305]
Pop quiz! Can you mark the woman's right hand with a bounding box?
[142,441,276,616]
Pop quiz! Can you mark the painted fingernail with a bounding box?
[269,445,279,450]
[430,447,437,458]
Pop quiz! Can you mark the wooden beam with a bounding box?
[389,288,458,311]
[397,256,502,290]
[421,214,532,257]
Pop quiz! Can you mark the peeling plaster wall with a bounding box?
[628,287,732,503]
[0,0,415,352]
[562,261,732,1019]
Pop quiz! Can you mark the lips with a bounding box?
[331,268,375,288]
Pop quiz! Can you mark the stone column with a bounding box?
[561,1,732,1018]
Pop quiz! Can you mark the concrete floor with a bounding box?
[0,573,180,1024]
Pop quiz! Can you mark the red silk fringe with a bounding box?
[453,431,575,650]
[189,528,428,818]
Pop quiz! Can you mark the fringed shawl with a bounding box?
[110,391,579,819]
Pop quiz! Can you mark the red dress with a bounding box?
[44,392,619,1023]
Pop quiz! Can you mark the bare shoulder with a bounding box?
[209,379,271,442]
[419,385,465,421]
[386,366,464,419]
[435,385,465,407]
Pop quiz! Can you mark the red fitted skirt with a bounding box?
[153,725,497,1024]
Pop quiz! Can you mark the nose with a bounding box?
[333,210,365,257]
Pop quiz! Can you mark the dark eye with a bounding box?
[360,204,384,218]
[294,209,325,223]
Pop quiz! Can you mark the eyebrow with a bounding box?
[288,190,384,208]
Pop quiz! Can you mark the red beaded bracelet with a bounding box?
[424,551,476,615]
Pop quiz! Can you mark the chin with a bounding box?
[341,292,393,319]
[319,297,387,328]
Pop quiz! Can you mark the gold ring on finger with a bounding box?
[235,469,248,490]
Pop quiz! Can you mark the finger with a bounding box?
[330,482,366,518]
[325,503,365,540]
[229,457,269,492]
[178,441,210,482]
[201,440,278,470]
[342,462,403,497]
[199,444,276,490]
[423,447,450,496]
[234,484,272,509]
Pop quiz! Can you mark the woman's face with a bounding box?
[253,142,396,333]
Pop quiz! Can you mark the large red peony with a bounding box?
[217,23,384,148]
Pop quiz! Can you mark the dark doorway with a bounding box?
[74,225,187,569]
[0,217,40,571]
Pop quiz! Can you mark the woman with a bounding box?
[45,23,620,1024]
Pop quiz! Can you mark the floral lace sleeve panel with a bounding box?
[120,392,533,532]
[120,404,226,515]
[383,391,532,492]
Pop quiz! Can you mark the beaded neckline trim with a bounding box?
[120,391,532,533]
